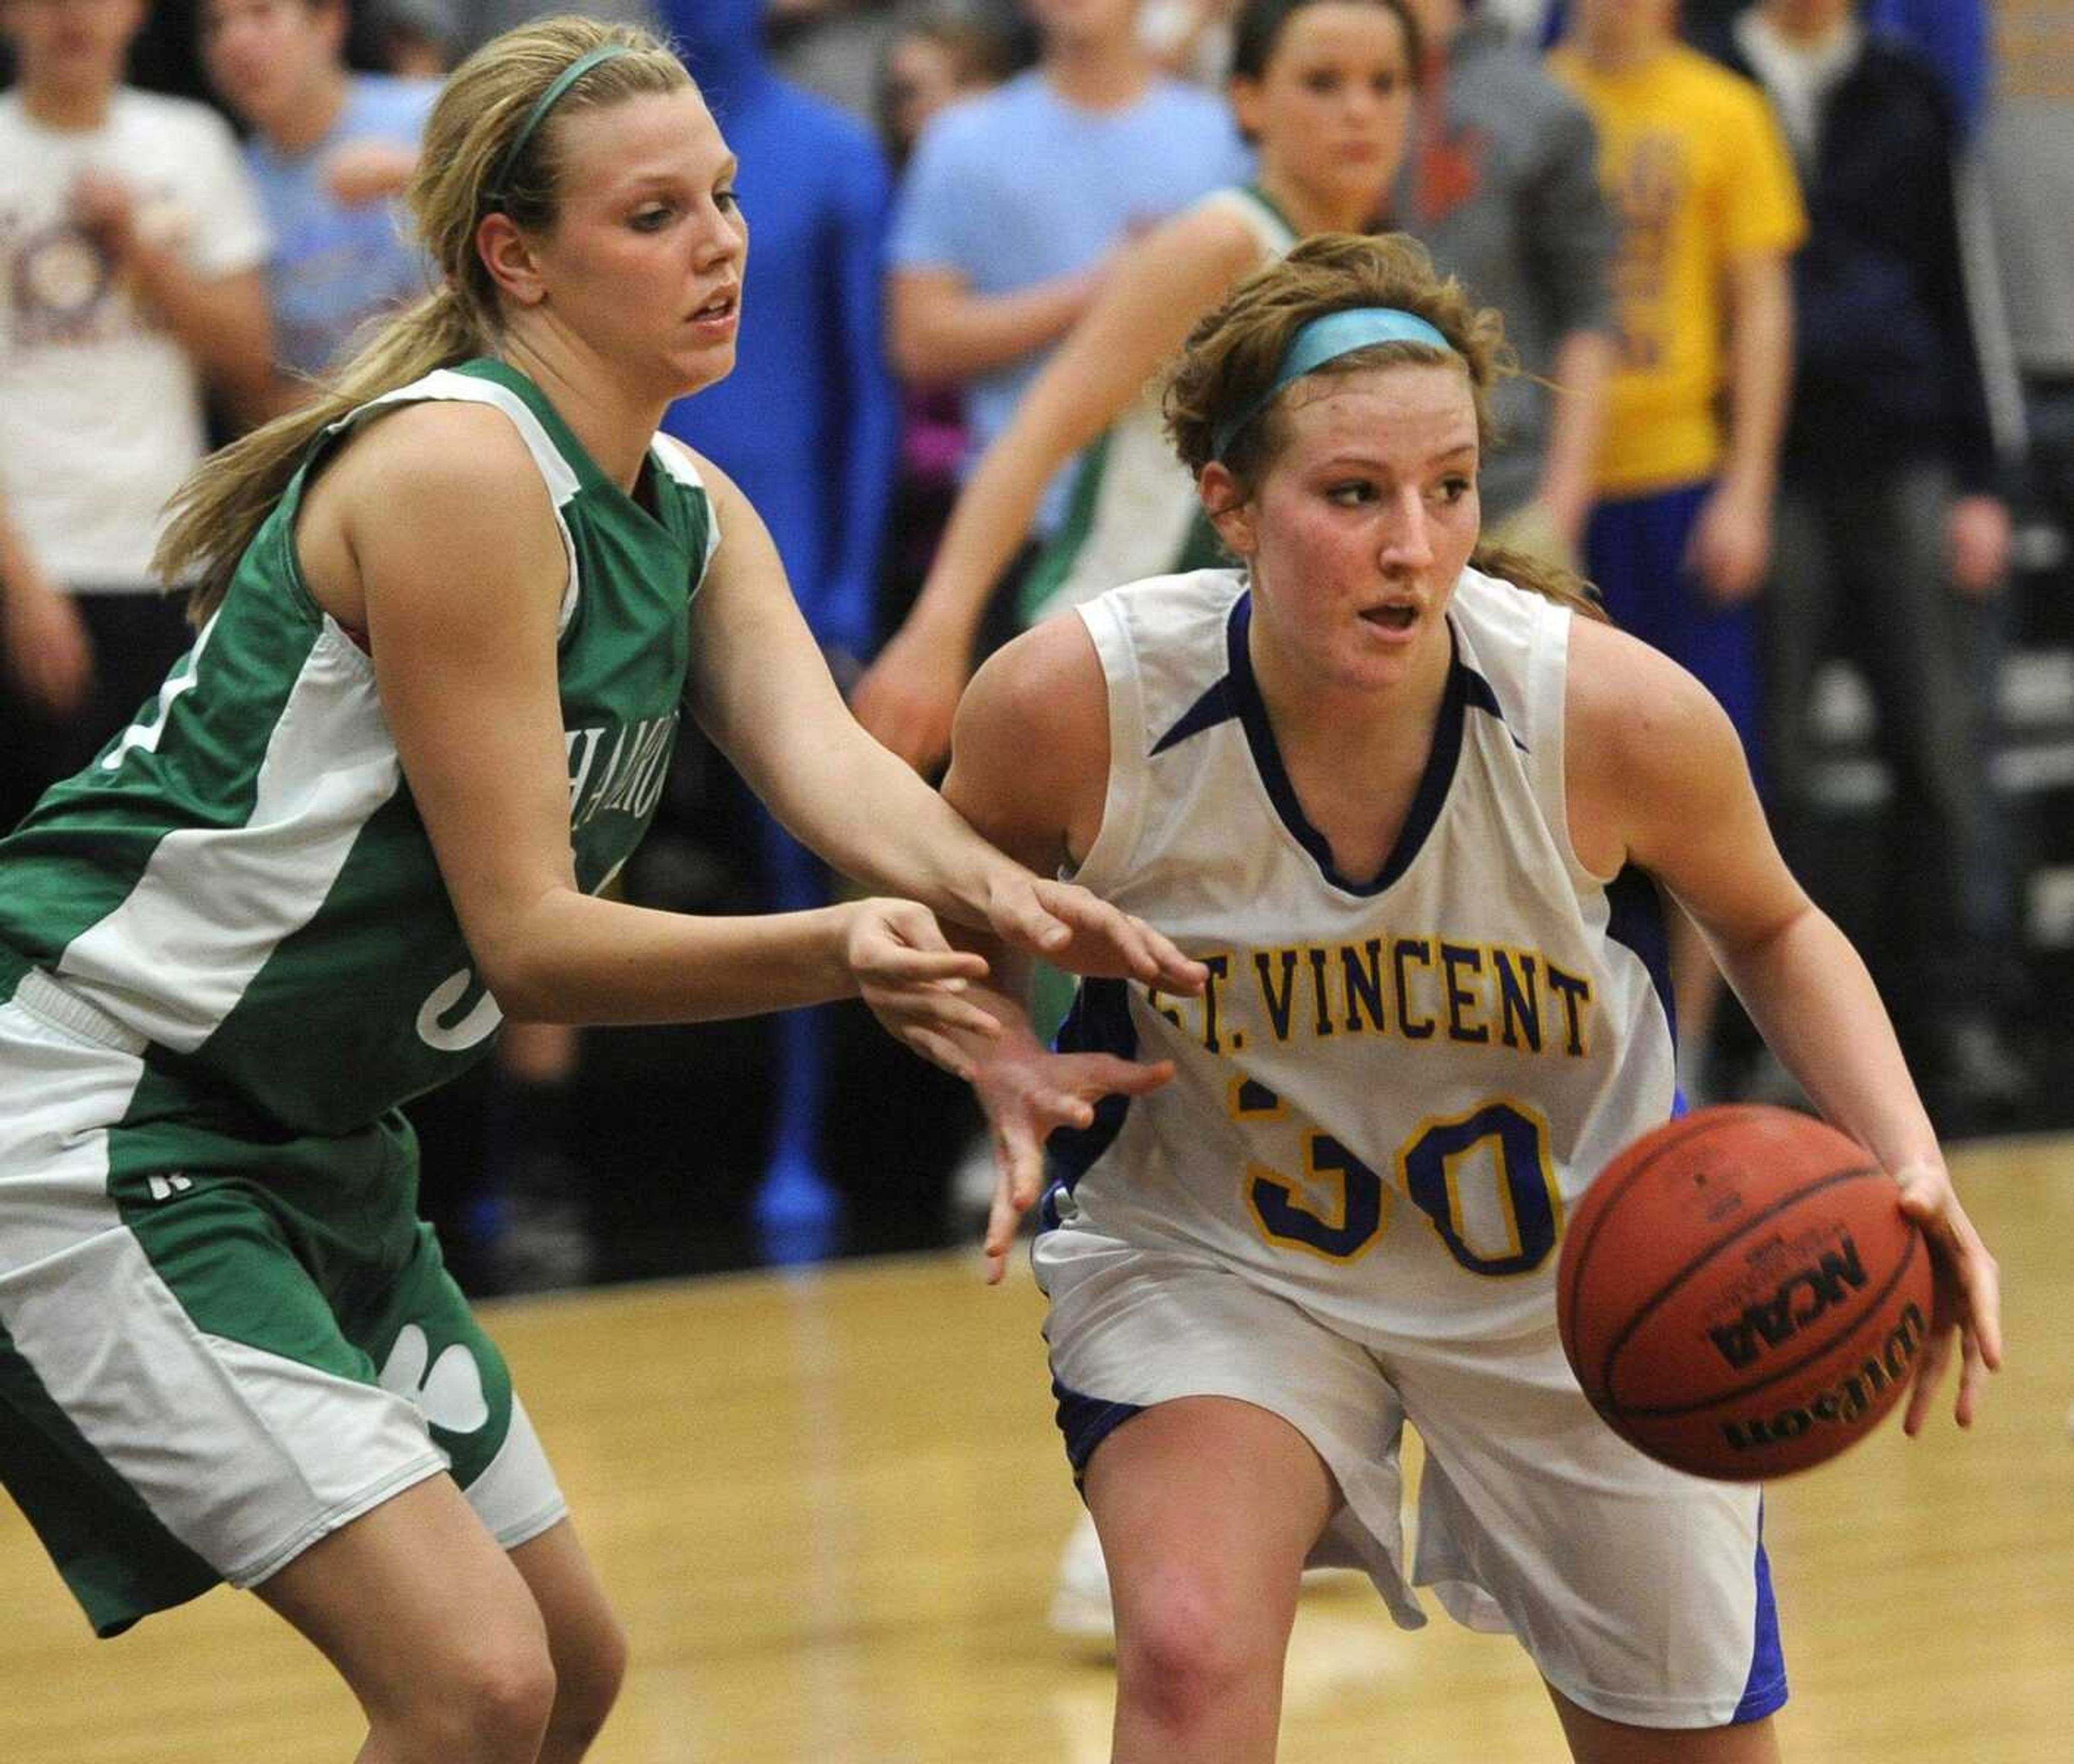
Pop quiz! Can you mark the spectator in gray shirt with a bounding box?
[1389,0,1615,569]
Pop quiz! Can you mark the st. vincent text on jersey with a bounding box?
[1146,937,1596,1059]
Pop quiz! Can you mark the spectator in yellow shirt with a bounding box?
[1548,0,1804,1092]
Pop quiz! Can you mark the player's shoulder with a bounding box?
[969,607,1108,733]
[334,397,541,507]
[1154,191,1281,278]
[1566,614,1734,780]
[952,610,1110,831]
[1564,615,1743,877]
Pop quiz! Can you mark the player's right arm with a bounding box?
[297,405,994,1052]
[941,615,1177,1281]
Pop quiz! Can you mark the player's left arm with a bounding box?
[1566,615,2001,1426]
[675,450,1202,993]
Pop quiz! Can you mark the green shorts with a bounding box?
[0,971,565,1637]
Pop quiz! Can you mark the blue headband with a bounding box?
[487,45,635,207]
[1210,306,1455,460]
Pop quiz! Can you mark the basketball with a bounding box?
[1558,1105,1936,1482]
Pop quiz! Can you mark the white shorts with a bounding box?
[0,977,567,1636]
[1039,1226,1787,1730]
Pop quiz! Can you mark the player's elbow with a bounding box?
[471,944,563,1026]
[463,897,587,1026]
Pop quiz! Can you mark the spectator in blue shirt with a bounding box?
[886,0,1247,545]
[200,0,436,398]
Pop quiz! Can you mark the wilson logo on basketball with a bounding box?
[1705,1235,1870,1370]
[1718,1301,1929,1454]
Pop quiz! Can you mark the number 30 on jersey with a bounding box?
[1235,1080,1561,1276]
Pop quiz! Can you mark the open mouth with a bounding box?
[1361,603,1418,632]
[690,292,737,322]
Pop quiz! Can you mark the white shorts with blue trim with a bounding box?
[1039,1226,1787,1730]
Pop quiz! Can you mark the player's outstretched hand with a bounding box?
[975,1026,1175,1284]
[985,875,1208,997]
[1893,1158,2002,1436]
[845,898,1000,1081]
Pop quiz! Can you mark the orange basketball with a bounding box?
[1557,1104,1935,1481]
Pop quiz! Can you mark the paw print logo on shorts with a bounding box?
[378,1324,490,1434]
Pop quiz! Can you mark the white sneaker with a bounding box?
[1048,1511,1115,1645]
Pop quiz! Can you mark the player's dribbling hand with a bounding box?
[1892,1158,2003,1436]
[844,898,1001,1080]
[975,1031,1175,1284]
[986,876,1208,997]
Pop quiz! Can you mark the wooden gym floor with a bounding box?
[3,1130,2069,1763]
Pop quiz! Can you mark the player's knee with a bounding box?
[410,1635,559,1760]
[1119,1576,1280,1723]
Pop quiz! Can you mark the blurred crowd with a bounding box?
[2,0,2070,1292]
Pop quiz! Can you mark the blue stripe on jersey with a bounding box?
[1227,592,1474,897]
[1604,864,1678,1049]
[1459,662,1529,752]
[1152,674,1240,755]
[1043,979,1138,1208]
[1733,1507,1790,1721]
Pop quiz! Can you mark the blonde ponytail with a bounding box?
[157,286,482,623]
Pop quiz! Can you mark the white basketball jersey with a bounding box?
[1034,567,1680,1341]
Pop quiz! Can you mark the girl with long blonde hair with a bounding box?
[0,18,1199,1757]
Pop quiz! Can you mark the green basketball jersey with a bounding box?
[0,360,716,1134]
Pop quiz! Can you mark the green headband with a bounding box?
[1211,306,1455,460]
[486,44,636,208]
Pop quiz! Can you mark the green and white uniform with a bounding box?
[1016,187,1298,629]
[0,360,717,1635]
